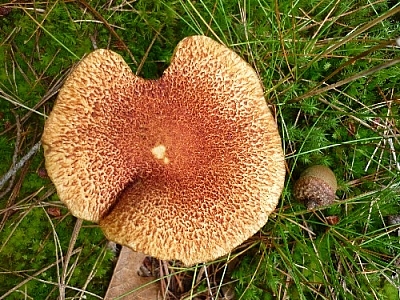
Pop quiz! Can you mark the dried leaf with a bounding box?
[105,246,160,299]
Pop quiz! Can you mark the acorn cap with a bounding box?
[293,165,337,210]
[42,36,286,266]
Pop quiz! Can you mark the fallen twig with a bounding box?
[0,112,21,199]
[0,141,41,191]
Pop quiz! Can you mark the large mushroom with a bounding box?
[42,35,285,266]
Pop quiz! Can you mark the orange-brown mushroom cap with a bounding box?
[42,35,286,266]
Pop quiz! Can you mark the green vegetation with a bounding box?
[0,0,399,299]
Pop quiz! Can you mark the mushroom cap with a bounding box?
[42,36,285,266]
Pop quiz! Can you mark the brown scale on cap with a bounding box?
[42,36,286,266]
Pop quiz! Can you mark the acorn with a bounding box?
[387,215,400,226]
[387,215,400,237]
[293,165,337,210]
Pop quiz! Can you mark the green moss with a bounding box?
[0,208,113,298]
[0,0,399,298]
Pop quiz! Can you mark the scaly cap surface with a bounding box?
[42,36,286,266]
